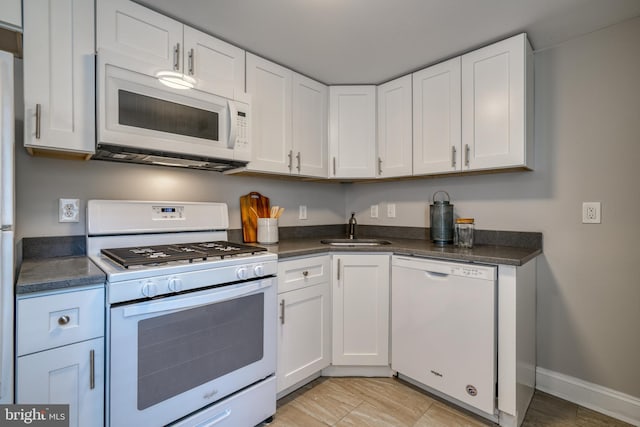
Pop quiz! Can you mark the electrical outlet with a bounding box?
[582,202,601,224]
[59,198,80,222]
[298,205,307,220]
[370,204,379,218]
[387,203,396,218]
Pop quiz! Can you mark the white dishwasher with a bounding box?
[391,255,497,415]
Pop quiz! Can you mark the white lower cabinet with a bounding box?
[331,254,390,366]
[16,286,105,427]
[277,256,331,393]
[17,338,104,427]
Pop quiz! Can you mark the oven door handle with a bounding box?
[122,280,272,318]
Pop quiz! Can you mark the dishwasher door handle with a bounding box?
[424,270,450,279]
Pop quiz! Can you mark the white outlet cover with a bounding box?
[582,202,601,224]
[387,203,396,218]
[59,198,80,223]
[370,205,379,218]
[298,205,308,220]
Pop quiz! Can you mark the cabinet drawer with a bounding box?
[278,255,330,293]
[17,287,105,356]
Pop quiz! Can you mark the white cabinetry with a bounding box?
[461,33,533,171]
[277,256,331,394]
[246,54,327,177]
[329,86,376,178]
[16,286,105,427]
[413,57,462,174]
[0,0,21,29]
[97,0,245,98]
[377,75,413,178]
[331,254,389,366]
[23,0,95,158]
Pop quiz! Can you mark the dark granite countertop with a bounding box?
[16,256,106,295]
[262,236,541,266]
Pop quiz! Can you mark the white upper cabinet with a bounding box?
[377,75,413,178]
[0,0,21,29]
[23,0,95,157]
[329,86,377,179]
[461,33,533,171]
[97,0,245,98]
[292,74,328,177]
[246,53,293,175]
[413,57,462,175]
[181,26,245,98]
[246,54,327,177]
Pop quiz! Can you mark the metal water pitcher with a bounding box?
[430,191,454,244]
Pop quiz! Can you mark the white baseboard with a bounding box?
[536,367,640,426]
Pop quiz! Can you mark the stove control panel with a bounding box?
[151,205,185,220]
[105,257,278,304]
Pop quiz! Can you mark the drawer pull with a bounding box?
[302,270,309,277]
[58,315,71,326]
[89,350,95,389]
[280,299,285,325]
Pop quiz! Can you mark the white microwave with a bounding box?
[95,51,251,171]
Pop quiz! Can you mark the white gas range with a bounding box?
[87,200,277,427]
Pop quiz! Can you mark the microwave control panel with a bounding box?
[236,111,248,147]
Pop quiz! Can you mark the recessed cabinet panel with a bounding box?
[246,53,293,174]
[183,26,245,98]
[293,74,328,177]
[97,0,182,73]
[462,34,530,170]
[377,75,412,178]
[23,0,95,155]
[0,0,21,29]
[329,86,376,178]
[412,57,461,175]
[332,254,389,366]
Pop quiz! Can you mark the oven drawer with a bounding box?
[278,255,330,293]
[17,287,104,356]
[170,376,276,427]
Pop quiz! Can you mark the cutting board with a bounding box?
[240,192,270,242]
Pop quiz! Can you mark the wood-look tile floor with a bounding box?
[268,377,633,427]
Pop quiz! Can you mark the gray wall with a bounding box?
[14,17,640,398]
[345,17,640,397]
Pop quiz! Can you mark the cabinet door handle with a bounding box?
[296,152,301,172]
[279,299,285,324]
[35,104,41,139]
[451,146,457,168]
[89,350,95,390]
[302,270,309,277]
[173,43,181,71]
[337,259,341,281]
[333,157,336,176]
[57,315,70,326]
[378,157,383,175]
[287,150,293,171]
[188,48,195,75]
[465,144,470,167]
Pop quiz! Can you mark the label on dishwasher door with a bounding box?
[450,265,494,280]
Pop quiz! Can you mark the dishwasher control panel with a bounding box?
[392,256,496,281]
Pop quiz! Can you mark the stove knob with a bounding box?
[254,265,265,277]
[168,277,183,293]
[236,267,248,280]
[141,281,158,298]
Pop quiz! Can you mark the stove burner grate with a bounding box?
[101,241,268,268]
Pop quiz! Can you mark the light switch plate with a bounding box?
[370,205,379,218]
[387,203,396,218]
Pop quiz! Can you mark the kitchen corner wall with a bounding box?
[14,16,640,400]
[346,16,640,399]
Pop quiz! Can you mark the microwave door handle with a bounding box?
[122,280,272,318]
[227,100,238,148]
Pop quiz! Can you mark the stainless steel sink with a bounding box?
[320,238,392,246]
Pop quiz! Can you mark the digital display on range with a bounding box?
[152,206,185,220]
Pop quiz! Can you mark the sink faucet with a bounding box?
[348,212,357,239]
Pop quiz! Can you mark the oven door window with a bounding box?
[136,293,264,410]
[118,90,219,141]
